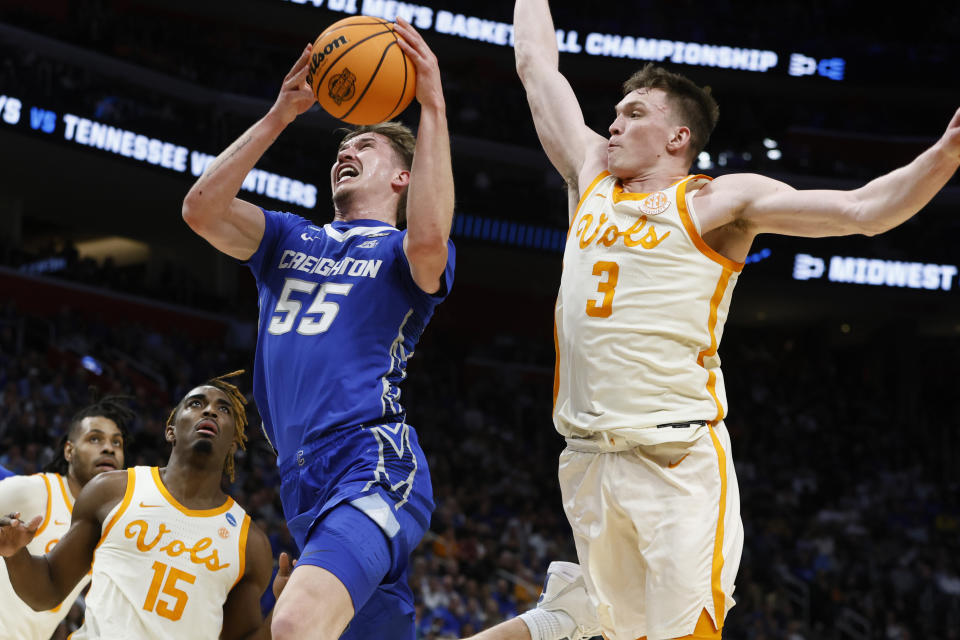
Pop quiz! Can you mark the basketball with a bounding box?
[306,16,417,125]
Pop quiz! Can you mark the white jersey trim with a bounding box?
[323,224,398,242]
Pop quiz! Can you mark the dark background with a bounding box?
[1,1,959,638]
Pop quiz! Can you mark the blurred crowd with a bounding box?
[2,284,959,638]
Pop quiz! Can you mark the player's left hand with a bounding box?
[272,551,296,599]
[939,107,960,162]
[393,17,444,112]
[0,512,42,557]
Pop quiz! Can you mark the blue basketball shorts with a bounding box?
[277,421,434,640]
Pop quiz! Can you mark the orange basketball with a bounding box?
[306,16,417,125]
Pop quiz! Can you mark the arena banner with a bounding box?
[280,0,846,80]
[0,93,318,209]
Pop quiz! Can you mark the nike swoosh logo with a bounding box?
[139,502,163,508]
[667,454,690,469]
[300,549,335,557]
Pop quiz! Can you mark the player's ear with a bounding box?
[164,423,176,445]
[63,440,74,463]
[392,169,410,191]
[667,126,691,153]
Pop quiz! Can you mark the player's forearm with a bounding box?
[851,141,960,235]
[3,549,67,610]
[406,105,454,247]
[182,110,287,225]
[514,0,559,80]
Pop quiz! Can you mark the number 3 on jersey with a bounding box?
[268,278,353,335]
[586,261,619,318]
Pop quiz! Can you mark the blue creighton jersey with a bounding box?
[246,210,455,464]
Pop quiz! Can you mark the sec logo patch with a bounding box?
[640,191,670,215]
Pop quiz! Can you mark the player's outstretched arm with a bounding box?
[394,17,454,294]
[709,107,960,238]
[182,45,318,261]
[1,470,125,610]
[220,523,274,640]
[514,0,607,192]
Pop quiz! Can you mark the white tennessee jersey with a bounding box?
[71,466,251,640]
[0,473,89,640]
[554,172,743,447]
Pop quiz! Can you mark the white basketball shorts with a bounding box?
[558,422,743,640]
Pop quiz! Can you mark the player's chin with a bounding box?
[190,438,215,455]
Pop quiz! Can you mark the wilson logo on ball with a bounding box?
[308,15,417,124]
[306,35,348,87]
[328,68,357,106]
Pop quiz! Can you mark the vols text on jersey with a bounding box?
[574,211,671,251]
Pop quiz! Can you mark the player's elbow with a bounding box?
[514,41,545,83]
[848,194,893,237]
[181,193,215,236]
[405,233,448,262]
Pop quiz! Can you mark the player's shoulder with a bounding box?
[0,472,46,496]
[79,468,129,503]
[703,172,791,195]
[263,209,315,235]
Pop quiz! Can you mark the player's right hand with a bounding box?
[272,551,296,599]
[0,512,41,557]
[270,45,318,126]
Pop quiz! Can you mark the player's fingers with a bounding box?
[393,18,427,56]
[25,515,42,533]
[278,551,291,574]
[284,44,313,82]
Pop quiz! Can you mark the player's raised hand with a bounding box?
[0,512,42,557]
[271,45,318,126]
[393,17,444,112]
[939,107,960,162]
[272,551,296,599]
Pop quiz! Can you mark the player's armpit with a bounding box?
[220,522,273,640]
[698,173,864,240]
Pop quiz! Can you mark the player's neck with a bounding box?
[159,457,227,510]
[65,471,82,500]
[332,207,396,226]
[617,168,690,195]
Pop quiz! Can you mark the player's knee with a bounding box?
[271,608,321,640]
[270,610,297,640]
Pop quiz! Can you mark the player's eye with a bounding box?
[218,406,230,413]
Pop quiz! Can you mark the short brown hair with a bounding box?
[623,64,719,161]
[339,122,416,227]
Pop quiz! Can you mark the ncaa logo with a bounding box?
[226,513,238,527]
[639,191,670,215]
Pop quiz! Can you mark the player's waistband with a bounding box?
[564,419,710,452]
[278,417,410,473]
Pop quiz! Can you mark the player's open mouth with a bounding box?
[195,419,219,437]
[94,457,117,470]
[336,164,360,184]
